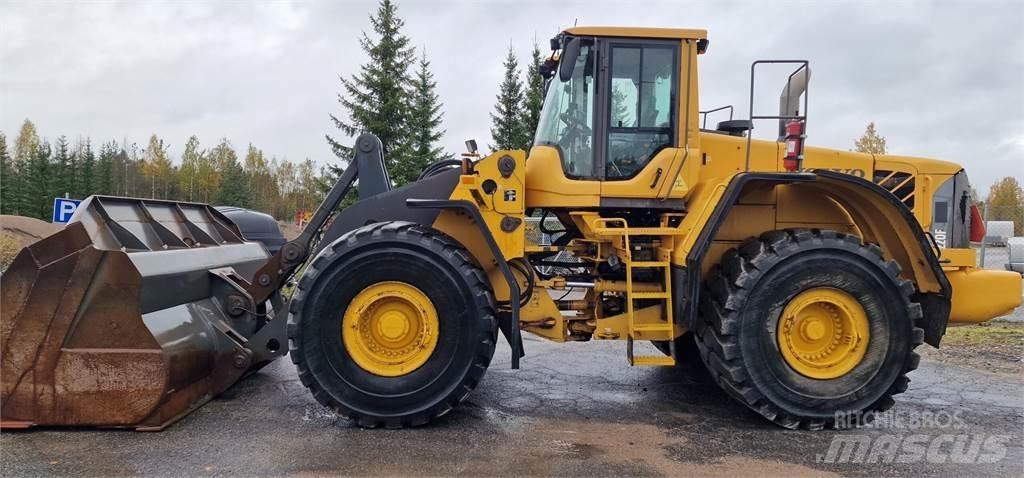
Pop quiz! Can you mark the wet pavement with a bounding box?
[3,331,1022,478]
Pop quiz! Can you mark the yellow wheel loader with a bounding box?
[2,26,1020,431]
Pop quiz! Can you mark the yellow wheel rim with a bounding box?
[343,281,439,377]
[777,287,870,379]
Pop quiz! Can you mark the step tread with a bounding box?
[631,323,675,331]
[631,355,677,366]
[629,261,670,268]
[630,292,669,299]
[593,227,684,236]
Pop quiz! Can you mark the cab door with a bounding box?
[597,38,685,205]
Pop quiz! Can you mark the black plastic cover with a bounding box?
[216,206,287,255]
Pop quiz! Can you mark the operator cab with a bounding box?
[525,27,708,210]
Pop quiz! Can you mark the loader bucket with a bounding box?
[1,196,280,430]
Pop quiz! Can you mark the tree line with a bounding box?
[0,120,327,221]
[0,0,549,222]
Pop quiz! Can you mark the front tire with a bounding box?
[696,229,924,429]
[288,222,497,428]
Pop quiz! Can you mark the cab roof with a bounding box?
[564,26,708,41]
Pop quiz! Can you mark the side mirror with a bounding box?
[558,38,580,82]
[464,139,478,154]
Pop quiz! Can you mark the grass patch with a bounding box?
[941,321,1024,346]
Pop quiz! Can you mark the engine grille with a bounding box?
[873,170,916,209]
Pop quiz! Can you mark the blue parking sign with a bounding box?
[52,197,81,224]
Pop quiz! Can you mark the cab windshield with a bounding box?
[534,43,595,178]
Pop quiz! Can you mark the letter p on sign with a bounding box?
[52,198,82,224]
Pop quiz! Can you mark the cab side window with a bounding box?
[606,44,677,179]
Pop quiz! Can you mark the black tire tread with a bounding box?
[287,221,497,429]
[695,228,924,430]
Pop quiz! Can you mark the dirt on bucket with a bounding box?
[0,215,62,271]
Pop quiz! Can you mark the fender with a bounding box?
[675,170,952,347]
[805,170,951,346]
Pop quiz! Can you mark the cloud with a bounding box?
[1,0,1021,192]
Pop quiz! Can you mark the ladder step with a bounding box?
[593,227,682,236]
[629,261,669,268]
[631,355,677,366]
[630,292,669,299]
[631,324,675,332]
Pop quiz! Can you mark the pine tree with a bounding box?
[78,138,96,197]
[217,156,251,208]
[0,133,15,214]
[490,45,529,151]
[25,140,52,219]
[328,0,415,178]
[208,138,238,202]
[853,122,887,154]
[67,141,81,196]
[520,41,545,149]
[401,50,449,185]
[96,140,117,195]
[52,136,73,198]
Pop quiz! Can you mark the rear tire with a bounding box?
[695,229,923,429]
[288,222,497,428]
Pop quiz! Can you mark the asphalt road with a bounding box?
[3,330,1022,477]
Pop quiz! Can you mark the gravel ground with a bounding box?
[2,330,1022,477]
[1,232,1020,476]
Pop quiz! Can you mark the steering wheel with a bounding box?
[559,112,592,136]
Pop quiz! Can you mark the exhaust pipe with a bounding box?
[778,66,810,140]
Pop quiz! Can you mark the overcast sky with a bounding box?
[1,0,1021,193]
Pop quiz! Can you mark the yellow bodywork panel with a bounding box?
[524,145,600,208]
[564,26,707,41]
[670,176,731,265]
[941,248,1021,325]
[431,150,526,303]
[945,268,1022,324]
[939,248,976,268]
[801,146,873,179]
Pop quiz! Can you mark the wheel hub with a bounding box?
[777,287,870,379]
[343,282,439,377]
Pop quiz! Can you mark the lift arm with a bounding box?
[243,134,387,304]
